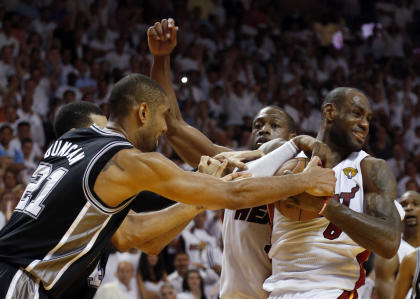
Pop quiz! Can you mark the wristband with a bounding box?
[243,140,298,177]
[289,139,299,152]
[318,197,330,216]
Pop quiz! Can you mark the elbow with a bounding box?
[111,235,131,253]
[139,241,165,255]
[380,244,399,259]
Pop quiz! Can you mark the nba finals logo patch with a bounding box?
[343,167,358,179]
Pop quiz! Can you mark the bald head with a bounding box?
[400,190,420,203]
[116,261,134,287]
[322,87,367,115]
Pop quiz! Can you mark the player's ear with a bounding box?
[323,103,338,122]
[138,102,150,125]
[288,132,296,139]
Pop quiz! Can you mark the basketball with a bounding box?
[275,157,321,221]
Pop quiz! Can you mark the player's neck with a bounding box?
[106,121,130,140]
[316,131,352,167]
[403,227,420,247]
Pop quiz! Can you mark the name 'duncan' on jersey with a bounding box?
[44,140,85,165]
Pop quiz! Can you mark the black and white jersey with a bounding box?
[0,125,136,297]
[412,249,420,299]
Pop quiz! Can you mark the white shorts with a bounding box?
[268,289,344,299]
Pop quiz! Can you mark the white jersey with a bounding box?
[220,205,272,299]
[398,239,415,263]
[264,151,370,295]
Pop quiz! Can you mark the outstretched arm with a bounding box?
[322,157,401,258]
[111,204,203,253]
[393,250,416,299]
[148,19,231,167]
[94,148,336,210]
[110,156,241,254]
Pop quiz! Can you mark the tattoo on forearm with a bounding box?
[103,158,125,172]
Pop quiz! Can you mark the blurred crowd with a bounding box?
[0,0,420,298]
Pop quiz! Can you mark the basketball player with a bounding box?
[263,87,402,298]
[51,101,236,298]
[374,190,420,299]
[0,74,335,298]
[147,19,313,299]
[393,248,420,299]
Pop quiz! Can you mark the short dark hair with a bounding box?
[264,105,297,134]
[54,102,105,138]
[22,137,33,145]
[109,74,166,120]
[0,124,12,133]
[17,121,30,129]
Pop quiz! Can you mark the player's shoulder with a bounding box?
[401,249,417,269]
[360,156,397,192]
[360,156,391,173]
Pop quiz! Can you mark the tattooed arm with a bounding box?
[322,157,401,258]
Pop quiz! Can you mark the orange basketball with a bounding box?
[275,157,321,221]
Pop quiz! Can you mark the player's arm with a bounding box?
[374,254,399,299]
[94,148,336,210]
[393,250,416,299]
[148,19,231,167]
[110,156,235,254]
[322,157,401,258]
[111,204,203,254]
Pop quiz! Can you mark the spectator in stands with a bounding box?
[178,269,206,299]
[137,253,168,299]
[168,252,190,293]
[160,283,178,299]
[20,138,37,184]
[16,93,45,147]
[0,124,23,164]
[1,168,19,195]
[95,260,139,299]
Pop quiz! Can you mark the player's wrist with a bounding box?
[318,197,330,216]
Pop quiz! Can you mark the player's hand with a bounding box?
[303,156,336,196]
[198,155,225,178]
[292,136,334,167]
[222,171,252,181]
[147,18,178,56]
[310,141,334,168]
[213,149,263,172]
[197,155,251,181]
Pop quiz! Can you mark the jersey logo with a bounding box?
[343,167,358,179]
[323,185,360,240]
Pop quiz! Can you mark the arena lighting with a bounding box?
[181,76,188,84]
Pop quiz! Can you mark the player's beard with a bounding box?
[329,120,363,153]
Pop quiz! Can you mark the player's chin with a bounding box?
[348,139,364,152]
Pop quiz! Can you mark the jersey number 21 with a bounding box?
[15,163,68,218]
